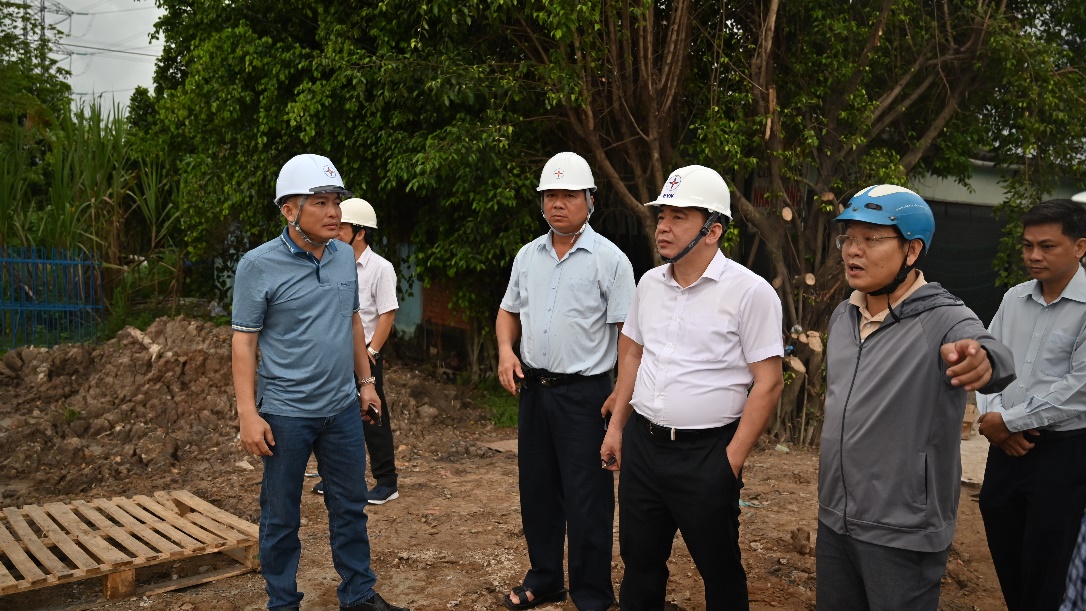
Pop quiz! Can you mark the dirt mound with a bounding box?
[0,317,489,518]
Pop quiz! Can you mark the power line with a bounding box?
[60,42,159,57]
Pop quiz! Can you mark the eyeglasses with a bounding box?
[835,235,900,250]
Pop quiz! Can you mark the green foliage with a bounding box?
[63,407,81,423]
[135,0,1086,439]
[473,377,519,429]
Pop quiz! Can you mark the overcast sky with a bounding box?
[50,0,165,109]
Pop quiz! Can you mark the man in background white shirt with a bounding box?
[313,197,401,504]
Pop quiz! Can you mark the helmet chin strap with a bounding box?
[287,194,331,247]
[661,211,722,264]
[869,250,917,322]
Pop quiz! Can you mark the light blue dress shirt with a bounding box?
[979,266,1086,433]
[500,224,635,376]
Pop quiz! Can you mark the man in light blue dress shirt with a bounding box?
[978,199,1086,611]
[496,152,635,611]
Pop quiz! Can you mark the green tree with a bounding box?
[0,0,71,136]
[144,0,1086,437]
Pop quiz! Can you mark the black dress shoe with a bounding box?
[341,591,410,611]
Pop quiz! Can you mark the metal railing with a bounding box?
[0,248,103,349]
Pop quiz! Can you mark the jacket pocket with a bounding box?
[909,452,928,507]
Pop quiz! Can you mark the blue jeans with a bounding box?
[260,407,376,609]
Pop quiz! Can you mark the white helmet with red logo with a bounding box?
[537,152,596,192]
[275,154,350,206]
[646,165,732,263]
[647,165,732,219]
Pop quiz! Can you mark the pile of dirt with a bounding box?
[0,316,491,519]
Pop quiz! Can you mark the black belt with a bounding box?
[1034,428,1086,441]
[521,367,605,389]
[634,411,737,441]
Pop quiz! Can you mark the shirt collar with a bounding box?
[848,270,927,310]
[540,223,598,257]
[662,250,728,288]
[356,244,373,267]
[279,227,337,258]
[1029,265,1086,305]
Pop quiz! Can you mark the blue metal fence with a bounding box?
[0,248,103,349]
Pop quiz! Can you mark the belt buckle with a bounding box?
[540,377,557,388]
[670,427,676,441]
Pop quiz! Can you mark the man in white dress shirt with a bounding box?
[312,198,401,503]
[600,165,784,610]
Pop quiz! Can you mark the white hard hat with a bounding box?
[341,198,378,228]
[647,165,731,218]
[275,154,349,205]
[537,152,596,192]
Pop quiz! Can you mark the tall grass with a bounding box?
[0,100,184,340]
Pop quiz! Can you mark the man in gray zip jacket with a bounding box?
[817,185,1015,610]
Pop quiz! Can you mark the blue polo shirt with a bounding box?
[231,228,359,417]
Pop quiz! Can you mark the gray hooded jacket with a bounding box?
[818,283,1015,552]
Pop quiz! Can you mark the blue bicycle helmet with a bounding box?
[836,184,935,299]
[836,184,935,253]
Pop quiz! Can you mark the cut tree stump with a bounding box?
[0,490,258,606]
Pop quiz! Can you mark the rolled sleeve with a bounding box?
[499,248,527,314]
[605,255,636,324]
[231,257,267,333]
[375,264,399,315]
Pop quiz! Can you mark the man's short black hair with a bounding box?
[692,207,730,232]
[1021,199,1086,240]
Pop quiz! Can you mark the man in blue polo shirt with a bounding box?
[231,154,407,611]
[496,152,635,610]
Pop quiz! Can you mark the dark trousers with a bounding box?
[618,415,747,611]
[980,434,1086,611]
[362,354,397,488]
[815,520,950,610]
[518,374,615,610]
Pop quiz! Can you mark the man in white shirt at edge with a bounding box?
[600,165,784,610]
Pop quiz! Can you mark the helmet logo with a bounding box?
[666,174,682,191]
[323,165,337,178]
[553,168,565,180]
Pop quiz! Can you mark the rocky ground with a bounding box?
[0,317,1007,610]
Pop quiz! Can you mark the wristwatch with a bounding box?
[358,377,376,386]
[367,347,380,358]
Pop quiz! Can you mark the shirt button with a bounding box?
[544,330,548,334]
[666,343,673,348]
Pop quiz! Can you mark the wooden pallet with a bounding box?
[0,489,259,603]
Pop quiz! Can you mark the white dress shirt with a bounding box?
[355,246,398,345]
[624,251,783,429]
